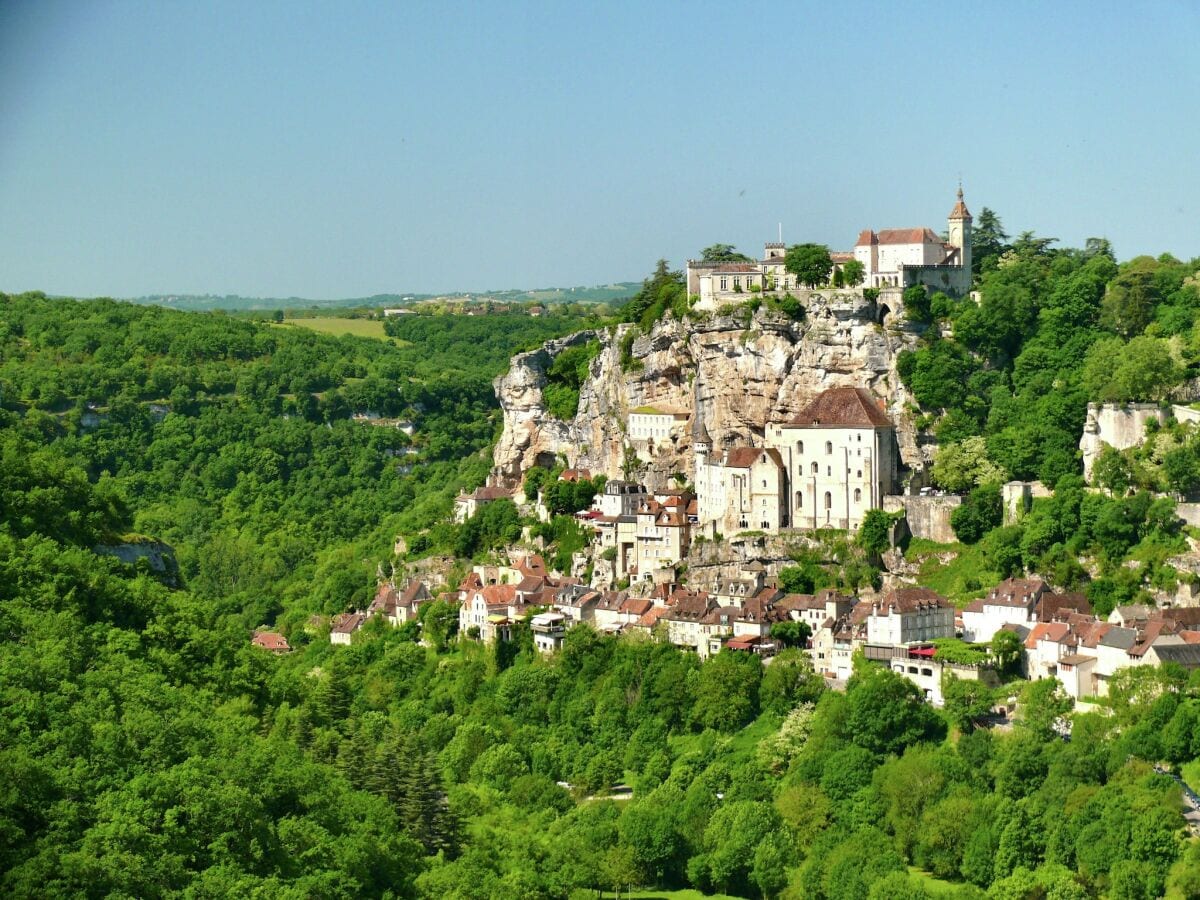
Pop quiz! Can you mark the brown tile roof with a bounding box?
[621,597,653,616]
[515,555,547,577]
[515,575,545,594]
[559,469,591,482]
[985,577,1047,608]
[480,584,518,607]
[638,606,669,627]
[252,631,291,652]
[1157,607,1200,629]
[1025,621,1070,649]
[879,227,942,245]
[332,612,367,634]
[875,587,950,613]
[792,387,891,428]
[723,447,785,469]
[458,572,484,592]
[464,486,511,501]
[1037,591,1092,621]
[708,262,760,273]
[400,579,429,605]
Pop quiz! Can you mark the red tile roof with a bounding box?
[874,587,950,613]
[252,631,291,652]
[792,387,891,428]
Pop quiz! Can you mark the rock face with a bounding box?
[491,292,926,492]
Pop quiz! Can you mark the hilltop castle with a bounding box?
[686,188,973,311]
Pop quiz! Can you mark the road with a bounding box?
[1154,765,1200,835]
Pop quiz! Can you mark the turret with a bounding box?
[947,185,972,275]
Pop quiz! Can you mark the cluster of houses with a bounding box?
[256,548,1200,710]
[961,577,1200,701]
[685,188,974,311]
[450,557,1200,706]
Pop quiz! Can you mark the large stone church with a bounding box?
[695,386,899,535]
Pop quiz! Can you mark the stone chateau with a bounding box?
[686,188,973,311]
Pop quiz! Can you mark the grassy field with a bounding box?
[600,891,741,900]
[906,538,999,606]
[908,866,970,896]
[281,317,392,341]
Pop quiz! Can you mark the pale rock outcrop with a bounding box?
[491,292,925,492]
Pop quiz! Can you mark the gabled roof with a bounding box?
[1036,591,1092,621]
[252,631,291,652]
[723,447,785,469]
[985,577,1047,608]
[791,387,891,429]
[332,611,367,634]
[478,584,518,607]
[1025,621,1070,649]
[515,555,547,577]
[856,227,943,247]
[874,587,950,614]
[1150,642,1200,667]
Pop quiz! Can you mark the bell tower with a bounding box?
[947,184,972,278]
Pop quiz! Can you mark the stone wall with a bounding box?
[882,494,962,544]
[1079,403,1168,481]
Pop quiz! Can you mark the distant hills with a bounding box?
[127,282,641,312]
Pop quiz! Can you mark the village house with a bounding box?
[694,435,788,535]
[627,406,690,444]
[632,495,693,577]
[251,630,291,653]
[531,612,568,653]
[367,579,431,626]
[865,587,955,646]
[888,648,999,706]
[454,485,513,523]
[330,611,367,646]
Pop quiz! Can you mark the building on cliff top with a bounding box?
[685,188,973,310]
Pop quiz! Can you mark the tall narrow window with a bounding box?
[797,441,804,454]
[811,462,818,474]
[854,488,862,503]
[824,492,832,509]
[825,441,833,455]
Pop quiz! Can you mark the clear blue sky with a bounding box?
[1,0,1197,299]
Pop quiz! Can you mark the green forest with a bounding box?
[2,258,1200,900]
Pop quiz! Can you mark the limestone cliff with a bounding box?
[490,292,926,492]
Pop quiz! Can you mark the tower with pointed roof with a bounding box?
[948,185,972,281]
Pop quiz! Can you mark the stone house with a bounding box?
[865,588,955,646]
[368,579,431,626]
[330,611,367,646]
[251,630,291,653]
[633,496,692,576]
[960,577,1050,643]
[454,485,512,523]
[694,442,787,535]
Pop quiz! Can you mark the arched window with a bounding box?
[797,440,804,454]
[854,488,862,503]
[825,441,833,455]
[796,491,803,508]
[824,491,832,509]
[811,462,818,474]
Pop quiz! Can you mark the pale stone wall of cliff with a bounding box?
[490,292,927,493]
